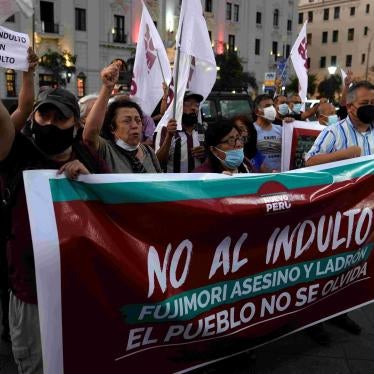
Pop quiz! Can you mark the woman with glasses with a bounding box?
[83,62,161,173]
[193,120,253,174]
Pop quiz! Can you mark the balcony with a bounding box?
[112,29,127,44]
[41,21,59,34]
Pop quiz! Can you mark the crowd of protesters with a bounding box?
[0,51,373,374]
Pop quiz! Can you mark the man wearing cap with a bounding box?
[156,91,206,172]
[0,87,102,373]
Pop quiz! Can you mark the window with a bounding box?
[256,12,262,24]
[77,72,86,98]
[205,0,212,12]
[332,30,338,43]
[233,4,239,22]
[113,15,126,43]
[350,7,355,16]
[272,41,278,58]
[364,26,369,36]
[307,33,312,45]
[348,28,354,41]
[307,58,311,69]
[334,6,340,19]
[346,55,352,67]
[208,30,212,41]
[298,12,303,24]
[40,1,58,33]
[322,31,328,43]
[323,8,329,20]
[366,4,370,14]
[362,53,366,64]
[75,8,86,31]
[226,2,232,21]
[5,69,16,97]
[228,34,235,51]
[308,11,313,22]
[331,56,337,66]
[286,44,290,58]
[287,19,292,32]
[5,15,15,22]
[273,9,279,26]
[320,56,326,68]
[255,39,261,55]
[39,73,57,88]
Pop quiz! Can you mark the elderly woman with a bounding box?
[83,63,161,173]
[193,120,252,173]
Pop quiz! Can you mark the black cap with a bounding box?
[34,87,80,119]
[184,90,204,103]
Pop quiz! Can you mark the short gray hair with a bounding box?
[78,93,99,117]
[346,81,374,104]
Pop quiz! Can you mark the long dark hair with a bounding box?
[102,98,143,141]
[205,119,247,173]
[232,115,258,159]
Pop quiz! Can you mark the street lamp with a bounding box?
[327,66,337,75]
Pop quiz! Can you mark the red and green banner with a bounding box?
[24,157,374,374]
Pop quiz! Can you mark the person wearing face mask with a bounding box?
[306,81,374,167]
[193,120,252,173]
[83,63,161,173]
[156,91,206,173]
[0,85,105,374]
[288,94,320,121]
[253,94,282,172]
[317,102,338,126]
[273,95,294,126]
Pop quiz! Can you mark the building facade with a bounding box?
[0,0,298,107]
[298,0,374,83]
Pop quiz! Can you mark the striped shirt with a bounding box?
[305,116,374,161]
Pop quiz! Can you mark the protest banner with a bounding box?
[281,120,325,172]
[24,160,374,373]
[0,24,29,70]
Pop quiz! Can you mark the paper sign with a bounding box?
[0,25,29,71]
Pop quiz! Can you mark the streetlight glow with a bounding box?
[327,66,337,75]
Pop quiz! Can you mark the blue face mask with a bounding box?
[278,103,290,116]
[216,148,244,169]
[293,103,302,114]
[327,114,338,126]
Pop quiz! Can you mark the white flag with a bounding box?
[155,0,217,149]
[340,68,347,85]
[130,1,171,116]
[0,0,34,24]
[290,21,308,102]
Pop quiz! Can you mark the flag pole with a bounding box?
[172,20,184,118]
[32,9,35,49]
[156,50,167,84]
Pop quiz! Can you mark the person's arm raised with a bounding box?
[83,63,119,151]
[0,93,15,161]
[11,47,38,131]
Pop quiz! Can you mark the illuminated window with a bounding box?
[5,69,16,97]
[77,72,86,98]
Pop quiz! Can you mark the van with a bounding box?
[201,92,254,126]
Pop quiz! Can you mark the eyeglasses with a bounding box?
[220,136,243,146]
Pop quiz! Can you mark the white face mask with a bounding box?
[261,106,277,122]
[115,138,140,151]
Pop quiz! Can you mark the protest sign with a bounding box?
[24,162,374,373]
[0,25,29,71]
[281,120,325,172]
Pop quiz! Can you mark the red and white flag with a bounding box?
[155,0,217,149]
[290,21,308,102]
[0,0,34,24]
[130,1,171,116]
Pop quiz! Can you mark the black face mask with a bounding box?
[182,112,198,126]
[31,121,75,155]
[356,105,374,124]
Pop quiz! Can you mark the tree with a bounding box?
[214,49,258,93]
[317,74,342,102]
[39,49,76,87]
[286,74,318,97]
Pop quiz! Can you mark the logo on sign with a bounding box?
[262,193,292,213]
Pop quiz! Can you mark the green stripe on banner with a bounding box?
[50,159,374,204]
[121,245,372,324]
